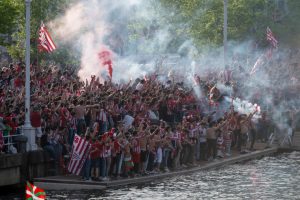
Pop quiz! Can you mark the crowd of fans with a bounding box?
[0,53,297,180]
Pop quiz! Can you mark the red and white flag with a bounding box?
[68,134,91,175]
[266,27,278,48]
[38,22,56,53]
[25,181,46,200]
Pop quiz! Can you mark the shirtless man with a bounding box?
[74,100,86,135]
[206,120,227,160]
[74,100,103,134]
[138,122,157,174]
[146,133,155,172]
[240,111,257,151]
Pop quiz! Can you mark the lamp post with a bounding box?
[23,0,37,151]
[223,0,228,67]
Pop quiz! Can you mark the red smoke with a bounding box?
[98,49,113,79]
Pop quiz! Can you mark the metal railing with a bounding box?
[1,127,23,147]
[267,128,293,147]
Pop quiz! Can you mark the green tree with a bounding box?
[0,0,23,44]
[274,0,300,47]
[158,0,300,49]
[2,0,75,64]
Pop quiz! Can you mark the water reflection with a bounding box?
[47,152,300,200]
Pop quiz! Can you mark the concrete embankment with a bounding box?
[34,147,278,191]
[0,151,55,187]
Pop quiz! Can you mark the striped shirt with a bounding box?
[97,110,107,122]
[132,138,141,153]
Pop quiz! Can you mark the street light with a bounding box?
[23,0,37,151]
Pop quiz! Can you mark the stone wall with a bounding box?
[0,150,54,187]
[0,154,22,186]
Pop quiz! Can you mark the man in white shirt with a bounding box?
[123,114,134,130]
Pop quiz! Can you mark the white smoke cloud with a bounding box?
[48,0,299,134]
[50,0,113,81]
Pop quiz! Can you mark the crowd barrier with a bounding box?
[1,127,26,153]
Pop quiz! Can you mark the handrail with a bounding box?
[2,127,23,147]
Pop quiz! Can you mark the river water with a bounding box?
[2,152,300,200]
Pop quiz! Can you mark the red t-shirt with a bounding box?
[167,99,176,110]
[98,143,106,158]
[4,115,15,134]
[31,111,41,127]
[180,131,186,142]
[114,140,121,154]
[39,79,46,87]
[15,65,22,73]
[90,141,101,159]
[60,108,69,127]
[14,78,23,88]
[10,121,18,134]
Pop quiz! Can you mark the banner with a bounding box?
[68,134,91,175]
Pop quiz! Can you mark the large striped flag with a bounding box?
[266,27,278,48]
[68,134,91,175]
[38,22,56,53]
[25,181,46,200]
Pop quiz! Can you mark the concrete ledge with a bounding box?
[0,167,20,186]
[0,154,23,169]
[104,147,278,188]
[28,150,46,164]
[34,176,107,186]
[34,147,278,190]
[34,181,106,191]
[291,146,300,151]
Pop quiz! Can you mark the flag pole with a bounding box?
[223,0,228,67]
[36,30,39,68]
[24,0,37,151]
[36,21,42,68]
[24,0,31,128]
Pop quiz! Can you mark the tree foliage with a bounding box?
[0,0,74,65]
[0,0,23,37]
[1,0,300,64]
[159,0,268,46]
[0,0,23,57]
[159,0,300,48]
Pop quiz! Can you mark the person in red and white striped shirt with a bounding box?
[99,133,110,181]
[131,132,141,174]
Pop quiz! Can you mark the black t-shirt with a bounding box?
[40,134,49,148]
[158,103,168,121]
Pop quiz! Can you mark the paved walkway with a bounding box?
[34,143,278,190]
